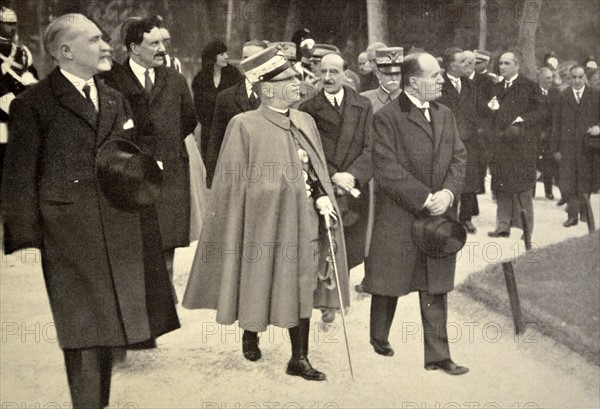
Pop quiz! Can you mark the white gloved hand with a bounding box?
[587,125,600,136]
[316,196,338,225]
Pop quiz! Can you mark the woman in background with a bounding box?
[192,40,242,163]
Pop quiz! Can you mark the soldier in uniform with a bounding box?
[361,47,403,113]
[183,46,349,380]
[0,5,37,192]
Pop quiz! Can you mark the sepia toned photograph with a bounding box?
[1,0,599,407]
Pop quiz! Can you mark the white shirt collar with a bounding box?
[573,85,585,95]
[60,69,94,93]
[324,87,345,107]
[468,71,475,80]
[129,58,154,76]
[447,73,461,83]
[405,92,430,109]
[129,58,155,87]
[245,79,255,98]
[266,105,288,115]
[505,74,519,84]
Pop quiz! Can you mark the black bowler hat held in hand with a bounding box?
[412,215,467,258]
[96,139,163,211]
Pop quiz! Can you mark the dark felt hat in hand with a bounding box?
[412,215,467,258]
[96,139,163,211]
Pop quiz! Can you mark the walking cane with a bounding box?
[323,214,354,379]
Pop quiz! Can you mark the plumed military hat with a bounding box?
[96,139,163,211]
[376,47,404,74]
[276,42,297,62]
[474,49,491,63]
[412,215,466,258]
[0,6,17,23]
[310,44,340,61]
[241,45,300,83]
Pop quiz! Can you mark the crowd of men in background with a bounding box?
[1,6,599,406]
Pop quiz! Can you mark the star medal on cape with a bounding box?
[297,148,309,163]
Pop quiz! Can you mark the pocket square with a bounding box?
[123,119,134,130]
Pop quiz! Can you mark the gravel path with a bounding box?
[2,182,599,408]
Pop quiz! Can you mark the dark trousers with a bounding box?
[459,193,479,222]
[370,291,450,364]
[495,190,534,234]
[63,347,113,409]
[566,194,590,219]
[164,248,178,303]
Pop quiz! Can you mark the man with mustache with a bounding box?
[361,47,403,113]
[363,52,468,375]
[103,16,197,295]
[300,52,373,322]
[1,14,180,406]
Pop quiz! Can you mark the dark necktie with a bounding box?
[82,84,97,112]
[144,69,153,93]
[333,97,341,112]
[249,92,259,109]
[505,81,512,89]
[419,107,430,123]
[576,90,582,104]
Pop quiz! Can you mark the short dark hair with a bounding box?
[442,47,463,69]
[401,53,424,89]
[124,15,163,52]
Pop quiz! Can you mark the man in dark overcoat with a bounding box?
[438,48,486,234]
[1,14,179,407]
[300,52,373,271]
[486,51,545,238]
[102,16,197,289]
[536,67,560,200]
[552,65,600,226]
[204,40,266,188]
[363,53,469,375]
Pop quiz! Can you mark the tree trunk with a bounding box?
[283,0,302,42]
[517,0,543,79]
[479,0,487,50]
[366,0,388,44]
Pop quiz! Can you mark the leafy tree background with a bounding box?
[6,0,600,82]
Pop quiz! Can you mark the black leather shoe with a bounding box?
[355,283,365,293]
[563,218,578,227]
[545,193,554,200]
[286,357,326,381]
[425,359,469,375]
[580,214,588,223]
[557,197,566,206]
[242,338,261,361]
[370,338,394,356]
[463,220,477,234]
[487,230,509,238]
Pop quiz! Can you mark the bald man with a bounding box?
[1,14,179,406]
[300,53,374,322]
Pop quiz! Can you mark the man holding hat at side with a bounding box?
[363,52,469,375]
[1,14,179,406]
[183,45,349,381]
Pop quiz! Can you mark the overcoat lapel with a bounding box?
[149,66,167,105]
[50,68,98,132]
[407,105,433,139]
[430,103,445,158]
[335,88,363,166]
[234,82,252,112]
[95,79,119,146]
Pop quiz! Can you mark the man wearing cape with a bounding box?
[183,46,349,381]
